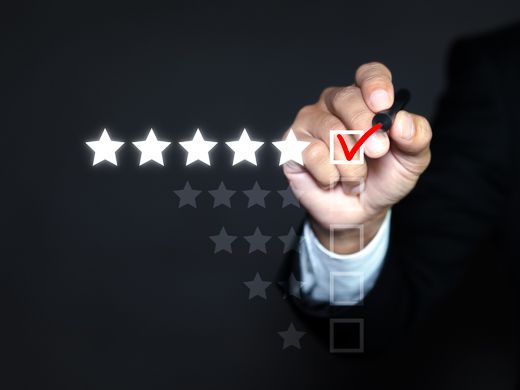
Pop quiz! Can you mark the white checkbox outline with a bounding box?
[329,224,364,255]
[330,130,364,165]
[329,271,364,306]
[330,319,364,353]
[329,177,365,212]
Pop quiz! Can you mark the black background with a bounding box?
[2,1,520,388]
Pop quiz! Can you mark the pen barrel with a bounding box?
[372,89,411,131]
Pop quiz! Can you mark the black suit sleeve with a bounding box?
[279,37,512,354]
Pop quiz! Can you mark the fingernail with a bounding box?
[369,90,391,111]
[342,180,364,195]
[283,160,302,171]
[341,181,354,194]
[349,185,361,195]
[365,131,388,154]
[399,113,415,140]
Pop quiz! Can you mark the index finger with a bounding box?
[354,62,394,113]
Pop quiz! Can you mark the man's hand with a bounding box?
[283,62,432,254]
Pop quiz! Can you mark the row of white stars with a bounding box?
[86,128,310,167]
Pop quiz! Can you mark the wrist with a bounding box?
[309,208,390,255]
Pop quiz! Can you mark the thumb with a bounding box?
[388,110,432,175]
[282,160,320,204]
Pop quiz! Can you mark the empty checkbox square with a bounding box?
[329,224,364,254]
[329,177,365,212]
[330,271,364,306]
[330,319,364,353]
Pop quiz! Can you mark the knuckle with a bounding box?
[414,151,432,174]
[296,104,315,120]
[421,117,433,143]
[305,142,328,165]
[332,86,357,107]
[414,115,432,148]
[356,62,376,78]
[402,149,431,176]
[319,113,345,131]
[370,61,391,74]
[317,170,339,188]
[424,149,432,168]
[361,74,391,92]
[356,62,392,84]
[349,106,371,128]
[320,86,336,102]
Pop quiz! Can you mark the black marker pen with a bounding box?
[372,89,411,131]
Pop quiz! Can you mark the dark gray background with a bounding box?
[2,1,520,388]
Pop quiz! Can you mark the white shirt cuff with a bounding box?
[296,209,391,305]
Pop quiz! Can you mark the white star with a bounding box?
[132,129,171,166]
[272,129,310,165]
[225,129,264,166]
[179,129,218,166]
[86,129,124,166]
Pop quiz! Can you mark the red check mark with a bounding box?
[336,123,382,161]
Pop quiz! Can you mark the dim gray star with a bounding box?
[278,227,305,253]
[278,273,306,299]
[277,186,304,208]
[174,181,201,208]
[242,181,270,208]
[209,227,237,254]
[278,323,306,349]
[243,272,271,299]
[208,181,236,208]
[244,227,271,254]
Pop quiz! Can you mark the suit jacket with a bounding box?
[280,21,520,356]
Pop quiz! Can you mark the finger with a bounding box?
[293,130,340,189]
[282,161,316,202]
[354,62,394,113]
[323,86,390,158]
[388,111,432,175]
[297,109,368,193]
[287,108,344,189]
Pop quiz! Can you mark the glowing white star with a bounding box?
[179,129,218,166]
[86,129,124,166]
[225,129,264,166]
[272,129,310,165]
[132,129,171,166]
